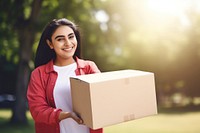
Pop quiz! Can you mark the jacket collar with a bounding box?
[45,60,55,73]
[75,56,86,69]
[45,57,85,73]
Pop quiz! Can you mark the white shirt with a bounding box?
[53,63,89,133]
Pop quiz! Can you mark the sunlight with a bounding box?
[95,10,109,31]
[104,0,200,62]
[146,0,192,27]
[124,0,199,62]
[147,0,186,16]
[95,10,109,23]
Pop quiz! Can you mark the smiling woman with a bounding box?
[27,18,103,133]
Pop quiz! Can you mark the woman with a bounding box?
[27,18,103,133]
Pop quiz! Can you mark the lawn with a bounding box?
[105,111,200,133]
[0,109,34,133]
[0,109,200,133]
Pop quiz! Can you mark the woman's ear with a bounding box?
[46,39,54,49]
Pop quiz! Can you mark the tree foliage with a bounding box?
[0,0,105,125]
[101,0,200,106]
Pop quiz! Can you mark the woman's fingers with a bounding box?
[70,112,84,124]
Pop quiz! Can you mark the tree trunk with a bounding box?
[10,26,34,124]
[10,0,43,125]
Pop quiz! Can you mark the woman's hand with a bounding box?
[70,112,83,124]
[59,111,83,124]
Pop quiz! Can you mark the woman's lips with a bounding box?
[62,47,73,52]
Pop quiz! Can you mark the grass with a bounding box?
[0,109,34,133]
[105,112,200,133]
[0,108,200,133]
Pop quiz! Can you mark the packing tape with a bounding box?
[124,114,135,122]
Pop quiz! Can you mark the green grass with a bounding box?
[0,109,34,133]
[0,109,200,133]
[105,111,200,133]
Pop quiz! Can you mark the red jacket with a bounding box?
[27,58,103,133]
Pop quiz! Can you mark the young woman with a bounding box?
[27,18,103,133]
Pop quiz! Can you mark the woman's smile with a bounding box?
[62,46,74,52]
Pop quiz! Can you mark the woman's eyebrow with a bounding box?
[68,33,74,36]
[54,33,74,39]
[55,35,65,40]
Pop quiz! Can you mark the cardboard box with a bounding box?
[70,70,157,129]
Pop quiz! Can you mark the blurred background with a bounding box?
[0,0,200,133]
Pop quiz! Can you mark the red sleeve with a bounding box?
[87,61,101,74]
[90,128,103,133]
[27,69,62,125]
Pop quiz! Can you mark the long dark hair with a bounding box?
[34,18,81,68]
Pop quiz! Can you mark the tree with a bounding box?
[0,0,43,124]
[0,0,105,125]
[12,0,43,124]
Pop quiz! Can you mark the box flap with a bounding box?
[70,69,153,83]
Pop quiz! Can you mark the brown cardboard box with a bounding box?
[70,70,157,129]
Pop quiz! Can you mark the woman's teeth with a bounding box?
[63,47,73,51]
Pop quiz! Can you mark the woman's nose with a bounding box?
[64,39,71,45]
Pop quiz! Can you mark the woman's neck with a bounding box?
[54,57,75,66]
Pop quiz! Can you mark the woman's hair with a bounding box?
[34,18,81,68]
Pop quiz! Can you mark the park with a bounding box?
[0,0,200,132]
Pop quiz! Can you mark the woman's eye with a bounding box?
[69,35,74,39]
[57,38,64,41]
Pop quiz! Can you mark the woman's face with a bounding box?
[47,25,77,65]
